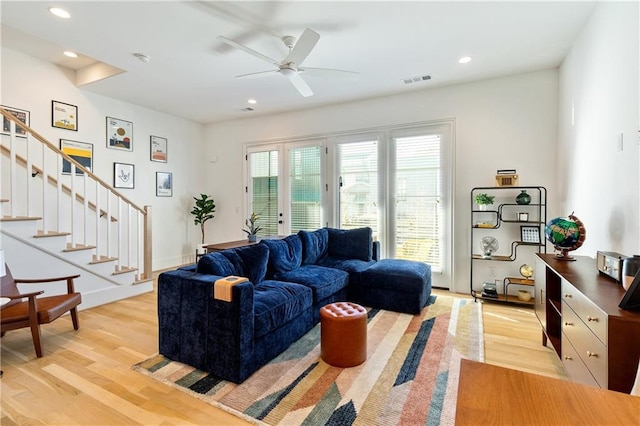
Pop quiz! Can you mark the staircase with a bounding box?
[0,107,153,309]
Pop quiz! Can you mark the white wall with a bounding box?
[558,1,640,257]
[1,48,206,270]
[204,69,560,293]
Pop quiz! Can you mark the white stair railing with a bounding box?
[0,107,152,281]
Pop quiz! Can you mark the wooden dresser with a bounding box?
[535,254,640,393]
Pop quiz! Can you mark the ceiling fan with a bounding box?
[217,28,359,97]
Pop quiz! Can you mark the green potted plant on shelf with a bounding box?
[474,193,495,210]
[243,212,262,242]
[191,194,216,247]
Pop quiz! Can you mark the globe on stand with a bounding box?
[544,213,586,261]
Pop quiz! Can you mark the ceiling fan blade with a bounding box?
[284,28,320,66]
[286,73,314,97]
[216,35,280,66]
[300,67,360,81]
[236,70,279,79]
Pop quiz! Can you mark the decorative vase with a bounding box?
[248,234,257,242]
[478,204,489,211]
[516,190,531,205]
[622,255,640,290]
[517,290,532,302]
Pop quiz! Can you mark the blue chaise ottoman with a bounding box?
[358,259,432,314]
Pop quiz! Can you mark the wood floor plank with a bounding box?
[1,285,566,425]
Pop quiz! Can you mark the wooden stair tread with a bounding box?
[34,230,71,238]
[63,243,96,252]
[1,216,42,221]
[89,256,118,264]
[0,199,9,203]
[113,266,138,275]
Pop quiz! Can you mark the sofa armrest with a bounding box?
[373,240,380,261]
[158,269,256,382]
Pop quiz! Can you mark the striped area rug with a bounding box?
[134,295,483,425]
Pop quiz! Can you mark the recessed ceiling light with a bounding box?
[49,7,71,19]
[248,99,257,104]
[458,56,472,64]
[63,51,78,58]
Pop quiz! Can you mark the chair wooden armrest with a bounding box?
[14,274,80,293]
[2,290,45,300]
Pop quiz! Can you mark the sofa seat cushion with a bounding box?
[261,235,302,275]
[298,228,329,265]
[317,257,375,274]
[361,259,431,293]
[273,265,349,302]
[253,280,313,338]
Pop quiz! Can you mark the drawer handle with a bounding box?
[564,355,573,360]
[564,293,572,298]
[564,322,574,326]
[587,316,598,322]
[586,351,598,358]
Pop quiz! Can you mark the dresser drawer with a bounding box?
[561,279,608,345]
[562,302,608,388]
[561,332,599,388]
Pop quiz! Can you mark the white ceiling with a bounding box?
[1,1,596,124]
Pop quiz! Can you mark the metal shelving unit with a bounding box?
[470,186,547,304]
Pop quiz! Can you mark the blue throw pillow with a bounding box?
[260,235,302,274]
[298,228,328,265]
[197,252,237,276]
[327,227,373,261]
[233,244,269,284]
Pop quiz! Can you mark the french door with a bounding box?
[246,140,325,236]
[336,123,452,288]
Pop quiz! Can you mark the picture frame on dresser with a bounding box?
[619,269,640,310]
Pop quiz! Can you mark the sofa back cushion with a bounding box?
[197,252,237,277]
[298,228,329,265]
[197,243,269,284]
[327,227,373,261]
[260,235,302,274]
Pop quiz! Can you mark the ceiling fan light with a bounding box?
[280,67,296,77]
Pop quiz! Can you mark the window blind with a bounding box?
[289,145,322,233]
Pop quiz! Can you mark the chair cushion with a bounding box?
[197,252,237,276]
[0,293,81,325]
[273,265,349,302]
[327,227,373,261]
[298,228,328,265]
[260,235,302,275]
[253,280,312,338]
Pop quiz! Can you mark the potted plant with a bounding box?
[474,193,495,210]
[243,212,262,242]
[191,194,216,247]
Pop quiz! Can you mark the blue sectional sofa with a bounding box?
[158,227,431,383]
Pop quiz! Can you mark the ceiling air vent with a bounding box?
[402,74,431,85]
[241,107,254,112]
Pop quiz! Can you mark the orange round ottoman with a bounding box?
[320,302,367,367]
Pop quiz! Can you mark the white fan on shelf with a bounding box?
[481,236,499,259]
[217,28,359,97]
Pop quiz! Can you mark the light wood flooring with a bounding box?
[1,286,566,425]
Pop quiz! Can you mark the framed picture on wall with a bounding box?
[156,172,172,197]
[51,100,78,131]
[106,116,133,151]
[150,135,168,162]
[60,139,93,175]
[520,226,541,244]
[1,105,29,137]
[114,162,135,189]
